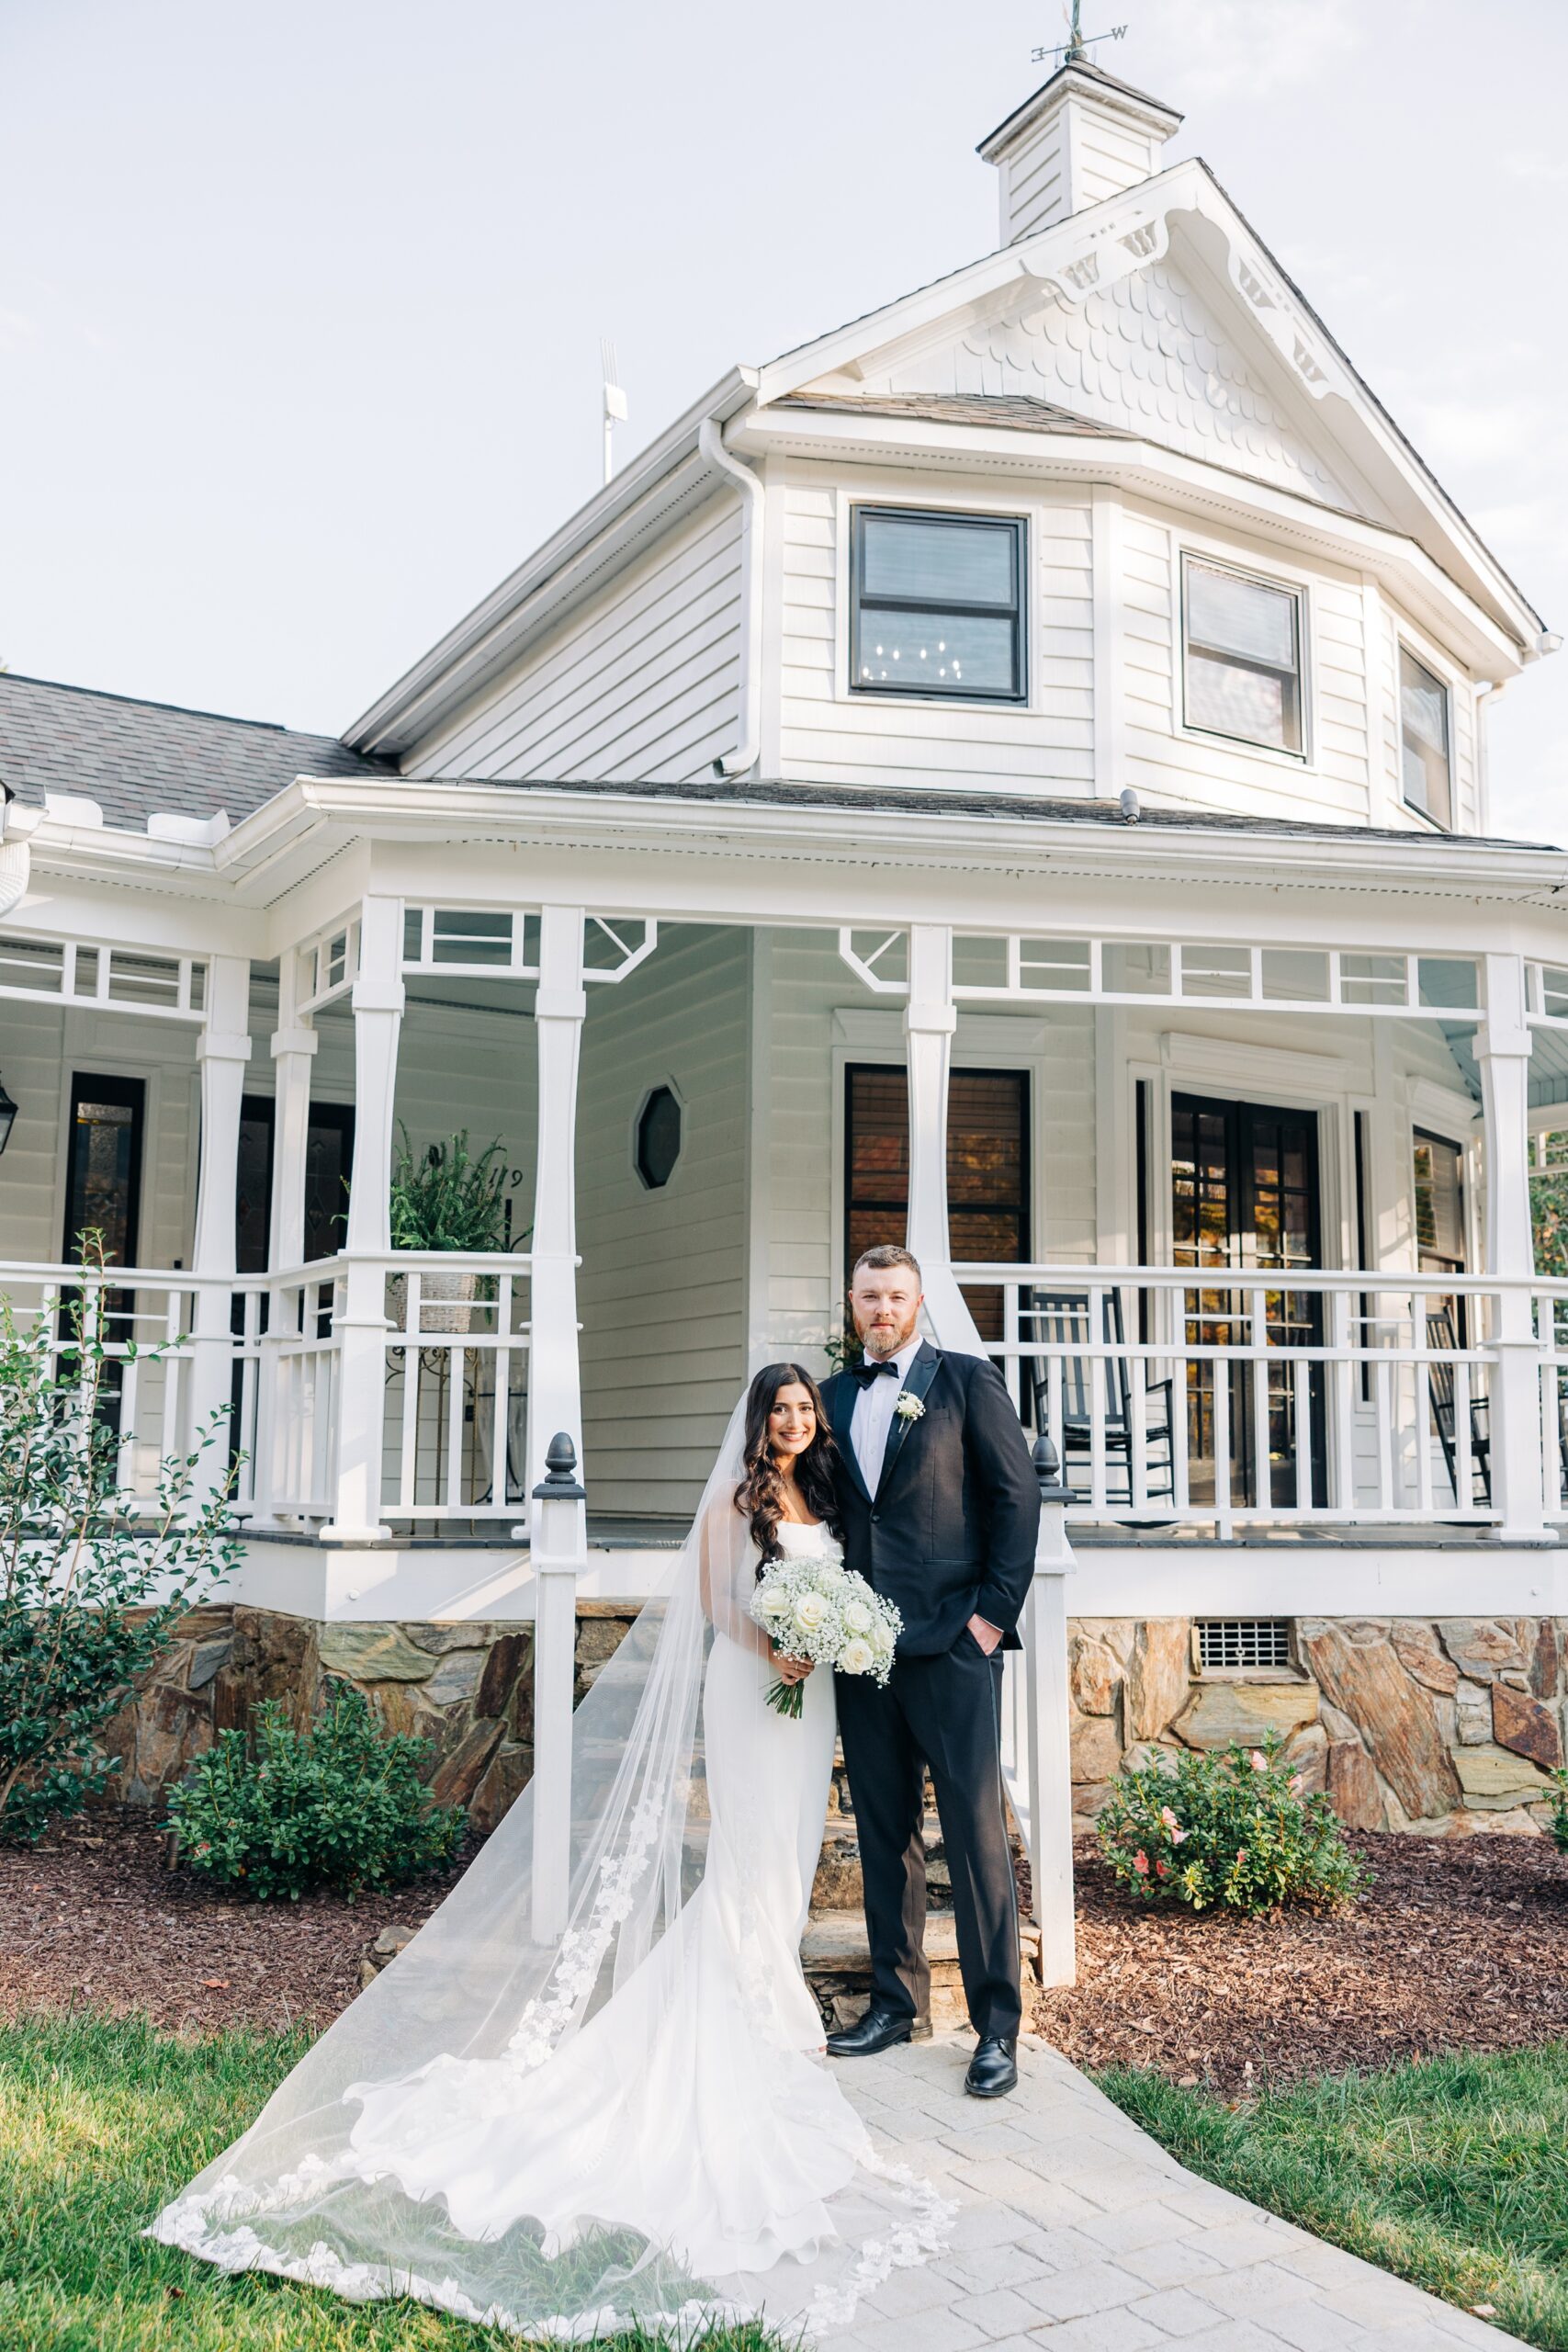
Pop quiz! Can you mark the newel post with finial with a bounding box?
[525,1430,588,1945]
[1025,1430,1077,1987]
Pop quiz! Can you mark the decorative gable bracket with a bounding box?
[1016,196,1171,309]
[1224,244,1339,404]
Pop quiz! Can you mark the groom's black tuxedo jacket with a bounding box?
[820,1341,1040,1656]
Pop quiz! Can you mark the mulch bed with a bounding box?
[0,1808,467,2035]
[4,1812,1567,2092]
[1035,1831,1568,2093]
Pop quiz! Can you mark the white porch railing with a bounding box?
[0,1251,533,1530]
[959,1263,1568,1535]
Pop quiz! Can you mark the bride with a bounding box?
[151,1363,953,2338]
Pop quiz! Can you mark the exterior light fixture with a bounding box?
[0,1073,15,1156]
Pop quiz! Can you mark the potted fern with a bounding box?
[388,1127,525,1334]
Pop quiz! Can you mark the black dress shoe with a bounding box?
[964,2034,1018,2098]
[826,2007,915,2057]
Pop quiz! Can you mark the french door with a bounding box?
[1170,1093,1325,1510]
[844,1064,1030,1340]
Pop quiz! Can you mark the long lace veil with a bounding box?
[151,1400,948,2337]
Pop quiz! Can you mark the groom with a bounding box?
[820,1245,1040,2098]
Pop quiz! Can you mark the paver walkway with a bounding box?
[827,2034,1526,2352]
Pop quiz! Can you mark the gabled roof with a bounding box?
[0,672,392,831]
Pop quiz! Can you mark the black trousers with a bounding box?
[835,1634,1022,2040]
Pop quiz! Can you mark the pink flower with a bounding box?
[1160,1804,1188,1845]
[1235,1847,1247,1863]
[1290,1772,1304,1794]
[1155,1858,1169,1879]
[1251,1750,1268,1771]
[1134,1849,1150,1876]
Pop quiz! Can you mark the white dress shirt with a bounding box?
[849,1335,923,1497]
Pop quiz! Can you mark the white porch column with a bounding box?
[267,945,318,1272]
[525,905,588,1529]
[1022,1434,1077,1988]
[322,897,404,1544]
[905,922,986,1351]
[186,955,252,1494]
[1478,950,1551,1543]
[529,1431,587,1945]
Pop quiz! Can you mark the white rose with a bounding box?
[756,1584,792,1623]
[841,1599,874,1635]
[838,1637,875,1677]
[869,1617,895,1654]
[793,1593,829,1636]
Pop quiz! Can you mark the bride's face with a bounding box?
[768,1381,818,1464]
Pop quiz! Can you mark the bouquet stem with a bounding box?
[765,1677,806,1720]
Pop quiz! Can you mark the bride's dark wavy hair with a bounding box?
[734,1362,843,1564]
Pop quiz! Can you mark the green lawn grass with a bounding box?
[0,2012,781,2351]
[1099,2043,1568,2352]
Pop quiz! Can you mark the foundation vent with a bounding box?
[1197,1617,1292,1671]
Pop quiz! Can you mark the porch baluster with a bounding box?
[1328,1289,1354,1513]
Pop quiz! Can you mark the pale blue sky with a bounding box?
[3,0,1564,837]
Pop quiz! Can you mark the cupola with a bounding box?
[977,55,1182,244]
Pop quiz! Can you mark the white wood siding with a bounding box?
[576,925,749,1515]
[776,462,1095,794]
[1121,501,1378,826]
[405,495,743,785]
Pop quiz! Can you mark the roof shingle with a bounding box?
[0,673,393,831]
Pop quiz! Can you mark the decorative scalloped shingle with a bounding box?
[877,259,1348,509]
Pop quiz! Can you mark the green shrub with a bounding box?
[1547,1766,1568,1855]
[0,1246,240,1845]
[166,1682,467,1900]
[1097,1732,1371,1916]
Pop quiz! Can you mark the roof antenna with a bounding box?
[601,340,628,487]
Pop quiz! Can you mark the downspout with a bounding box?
[698,416,763,779]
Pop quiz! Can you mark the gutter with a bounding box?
[697,417,763,779]
[0,783,28,917]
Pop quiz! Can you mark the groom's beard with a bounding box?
[860,1317,919,1360]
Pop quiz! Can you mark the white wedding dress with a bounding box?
[150,1449,952,2340]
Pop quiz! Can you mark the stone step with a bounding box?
[800,1905,1043,2033]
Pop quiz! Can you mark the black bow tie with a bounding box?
[852,1358,903,1388]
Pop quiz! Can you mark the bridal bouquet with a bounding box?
[748,1549,902,1718]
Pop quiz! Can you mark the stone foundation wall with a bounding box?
[100,1602,637,1832]
[102,1607,1567,1840]
[1069,1617,1566,1838]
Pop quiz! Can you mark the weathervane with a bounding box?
[1032,1,1127,67]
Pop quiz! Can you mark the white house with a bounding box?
[4,55,1567,1881]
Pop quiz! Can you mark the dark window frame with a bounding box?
[849,505,1029,706]
[1179,550,1306,759]
[843,1062,1031,1341]
[62,1071,145,1267]
[635,1085,683,1192]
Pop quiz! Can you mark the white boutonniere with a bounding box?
[894,1390,925,1421]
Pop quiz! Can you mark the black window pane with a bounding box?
[854,611,1017,696]
[861,514,1016,606]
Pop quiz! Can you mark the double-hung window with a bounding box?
[1399,646,1452,829]
[851,507,1026,702]
[1182,555,1304,754]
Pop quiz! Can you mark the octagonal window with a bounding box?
[635,1086,682,1190]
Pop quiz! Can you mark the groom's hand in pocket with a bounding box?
[967,1615,1002,1656]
